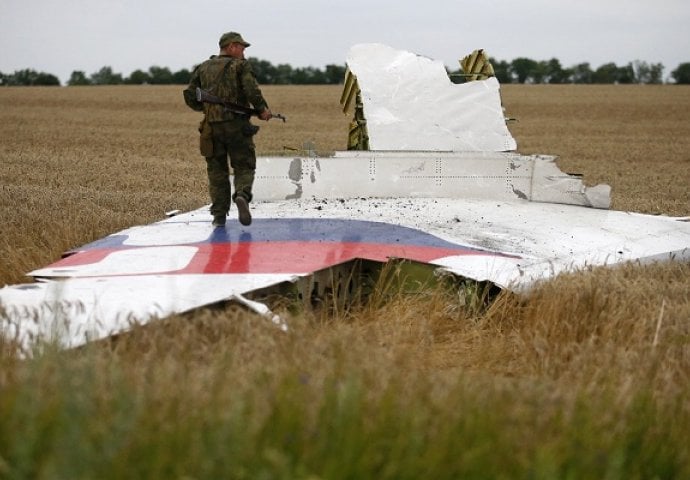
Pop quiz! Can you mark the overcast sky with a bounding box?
[2,0,688,84]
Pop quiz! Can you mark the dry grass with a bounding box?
[503,84,690,214]
[0,84,689,477]
[1,84,688,285]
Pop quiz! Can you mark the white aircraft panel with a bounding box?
[346,43,517,152]
[1,274,297,351]
[252,152,609,208]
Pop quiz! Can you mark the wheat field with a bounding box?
[0,84,689,478]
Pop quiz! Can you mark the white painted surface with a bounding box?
[346,43,517,152]
[252,152,610,208]
[252,197,690,290]
[0,274,297,351]
[2,194,688,352]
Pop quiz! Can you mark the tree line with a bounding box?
[476,58,683,85]
[2,57,690,86]
[0,61,348,87]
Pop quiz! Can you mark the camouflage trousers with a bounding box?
[205,119,257,217]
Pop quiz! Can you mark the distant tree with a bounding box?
[292,66,325,84]
[172,68,191,84]
[671,62,690,84]
[125,69,151,84]
[148,66,173,84]
[36,72,60,86]
[273,64,294,84]
[90,66,123,85]
[570,63,593,84]
[531,61,551,83]
[0,71,6,85]
[592,62,619,83]
[3,69,60,86]
[491,59,512,83]
[324,64,346,84]
[633,60,652,84]
[544,58,568,84]
[248,58,276,84]
[8,69,35,85]
[510,57,539,83]
[648,63,664,84]
[12,56,680,87]
[616,63,635,84]
[68,70,91,86]
[631,60,663,84]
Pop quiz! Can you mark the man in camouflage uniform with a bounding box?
[183,31,273,227]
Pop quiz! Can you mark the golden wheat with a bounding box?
[0,84,688,387]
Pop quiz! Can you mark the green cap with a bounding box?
[219,32,251,48]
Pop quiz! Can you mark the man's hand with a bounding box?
[259,108,273,121]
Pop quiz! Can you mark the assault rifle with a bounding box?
[195,88,286,122]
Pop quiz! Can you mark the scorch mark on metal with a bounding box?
[286,157,303,200]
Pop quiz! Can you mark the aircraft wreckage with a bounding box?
[2,43,689,353]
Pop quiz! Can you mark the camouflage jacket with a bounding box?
[183,55,268,122]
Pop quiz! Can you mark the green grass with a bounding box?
[1,341,686,479]
[1,85,689,478]
[1,262,688,479]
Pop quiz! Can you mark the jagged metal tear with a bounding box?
[345,43,517,152]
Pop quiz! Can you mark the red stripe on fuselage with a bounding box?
[42,241,491,276]
[179,241,489,274]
